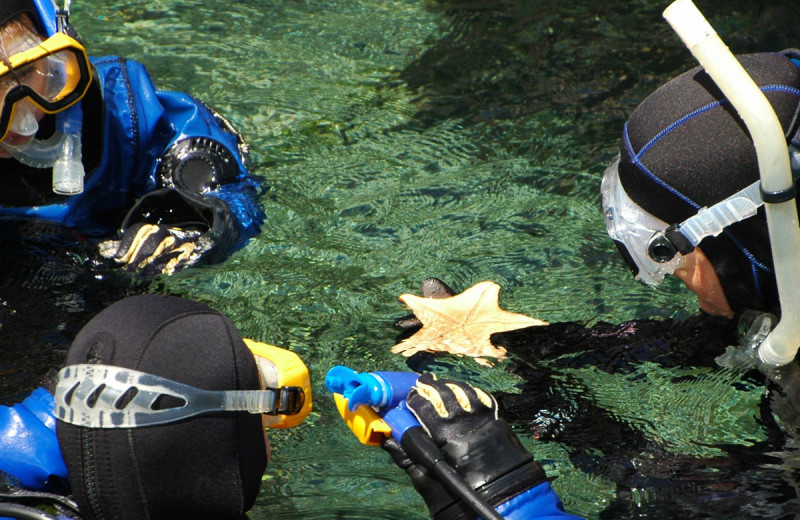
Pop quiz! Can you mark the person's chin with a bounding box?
[698,297,735,319]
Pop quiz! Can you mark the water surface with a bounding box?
[4,0,800,518]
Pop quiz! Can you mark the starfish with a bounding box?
[391,280,547,366]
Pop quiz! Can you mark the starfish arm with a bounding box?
[391,341,419,356]
[463,281,502,321]
[467,314,547,334]
[399,292,471,324]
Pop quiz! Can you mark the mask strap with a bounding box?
[647,150,800,264]
[55,364,306,429]
[55,0,80,41]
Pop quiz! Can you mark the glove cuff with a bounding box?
[434,462,548,520]
[433,420,548,520]
[120,187,238,263]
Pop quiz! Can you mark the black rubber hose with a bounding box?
[401,427,505,520]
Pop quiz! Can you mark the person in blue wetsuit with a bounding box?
[0,297,579,519]
[0,0,264,275]
[0,294,313,520]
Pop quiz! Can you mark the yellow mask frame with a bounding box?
[0,32,91,141]
[244,339,313,429]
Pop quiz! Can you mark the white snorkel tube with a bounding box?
[663,0,800,366]
[52,103,85,195]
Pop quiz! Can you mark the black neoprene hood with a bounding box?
[617,50,800,316]
[56,294,267,520]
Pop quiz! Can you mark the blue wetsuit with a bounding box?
[0,55,264,263]
[497,482,582,519]
[0,388,66,492]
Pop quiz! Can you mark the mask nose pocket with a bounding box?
[7,100,39,137]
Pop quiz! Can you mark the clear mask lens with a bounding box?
[23,51,71,100]
[1,50,79,111]
[0,32,91,141]
[601,157,686,286]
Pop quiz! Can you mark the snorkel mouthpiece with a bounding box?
[664,0,800,366]
[52,104,84,195]
[0,103,86,195]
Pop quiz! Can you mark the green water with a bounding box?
[45,0,800,517]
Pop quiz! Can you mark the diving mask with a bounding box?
[600,152,795,286]
[601,156,687,285]
[244,338,313,429]
[54,339,312,429]
[0,30,91,142]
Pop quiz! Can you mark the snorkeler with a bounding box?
[0,294,312,519]
[381,5,800,518]
[0,0,264,276]
[597,0,800,430]
[387,43,800,516]
[601,48,800,323]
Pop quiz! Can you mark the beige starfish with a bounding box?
[391,281,547,366]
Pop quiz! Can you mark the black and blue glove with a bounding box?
[383,373,549,520]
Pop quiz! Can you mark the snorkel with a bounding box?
[663,0,800,366]
[0,103,85,194]
[50,0,85,195]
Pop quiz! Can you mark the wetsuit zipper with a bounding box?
[81,426,105,520]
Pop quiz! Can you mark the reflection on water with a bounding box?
[3,0,800,518]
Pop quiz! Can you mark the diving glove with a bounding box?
[99,187,237,275]
[105,222,203,275]
[383,374,548,520]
